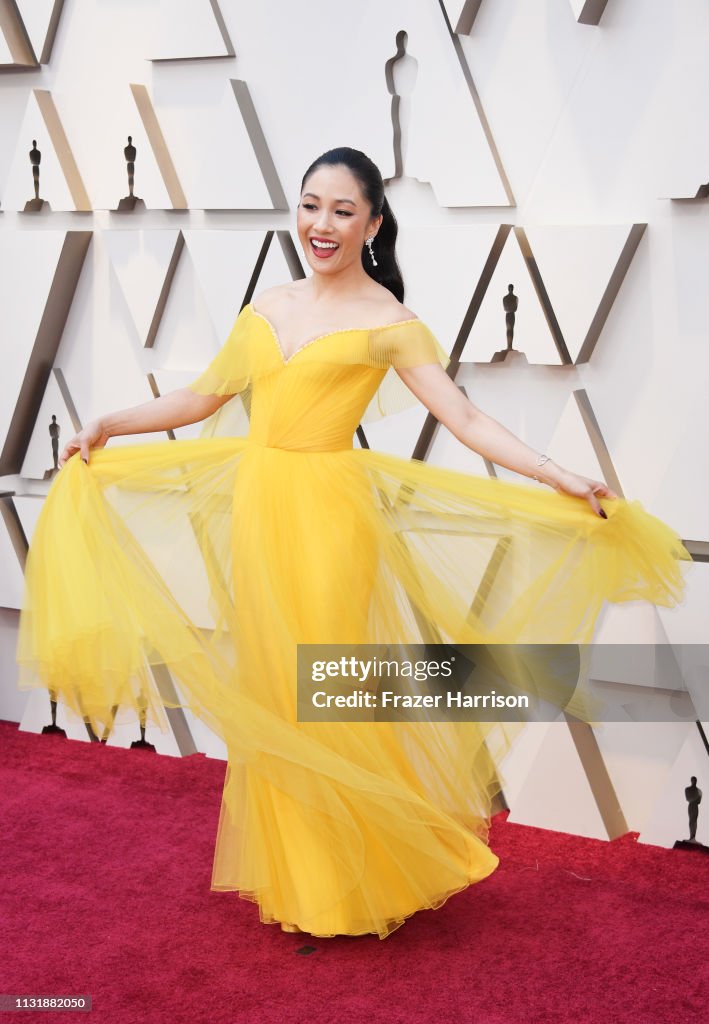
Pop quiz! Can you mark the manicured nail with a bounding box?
[82,457,88,464]
[599,509,607,519]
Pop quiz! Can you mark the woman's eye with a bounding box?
[301,202,352,216]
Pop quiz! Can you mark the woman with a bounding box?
[17,147,690,939]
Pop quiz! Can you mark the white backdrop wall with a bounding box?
[0,0,707,847]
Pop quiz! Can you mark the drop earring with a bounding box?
[365,236,378,267]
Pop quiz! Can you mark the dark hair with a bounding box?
[300,147,405,302]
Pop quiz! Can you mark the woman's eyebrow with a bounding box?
[302,192,357,206]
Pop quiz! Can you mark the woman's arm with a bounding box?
[396,362,617,518]
[58,388,232,467]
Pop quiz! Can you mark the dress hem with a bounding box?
[209,854,500,940]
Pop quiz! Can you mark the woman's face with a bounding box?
[297,164,382,277]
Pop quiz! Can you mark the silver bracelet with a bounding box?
[533,453,551,483]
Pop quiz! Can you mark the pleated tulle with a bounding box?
[16,435,691,937]
[16,310,693,938]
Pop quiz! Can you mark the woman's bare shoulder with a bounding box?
[251,281,307,316]
[375,299,418,326]
[359,285,418,326]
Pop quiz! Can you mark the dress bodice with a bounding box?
[187,303,449,452]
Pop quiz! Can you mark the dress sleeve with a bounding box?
[186,305,253,397]
[368,318,450,370]
[362,318,451,423]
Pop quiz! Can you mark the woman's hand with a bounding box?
[394,365,620,520]
[58,419,111,468]
[546,467,618,518]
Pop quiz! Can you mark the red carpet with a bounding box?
[1,719,705,1024]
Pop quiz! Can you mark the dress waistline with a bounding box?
[245,439,354,454]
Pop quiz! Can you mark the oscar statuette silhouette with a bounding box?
[41,689,67,737]
[492,285,527,364]
[130,694,156,751]
[43,415,61,480]
[673,774,707,854]
[116,135,145,212]
[24,140,50,212]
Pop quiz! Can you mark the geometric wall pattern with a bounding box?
[149,0,235,62]
[0,0,65,68]
[2,89,90,211]
[567,0,609,25]
[1,0,706,850]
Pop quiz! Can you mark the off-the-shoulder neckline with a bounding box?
[247,302,421,365]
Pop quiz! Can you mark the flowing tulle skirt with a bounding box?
[16,437,691,937]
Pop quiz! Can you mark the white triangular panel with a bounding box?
[657,560,708,650]
[0,231,67,452]
[3,93,74,210]
[440,0,480,33]
[105,230,181,346]
[20,373,76,480]
[0,30,13,64]
[403,7,508,207]
[641,386,709,540]
[183,230,266,339]
[586,638,691,721]
[0,517,24,609]
[150,0,233,60]
[593,603,669,647]
[524,226,634,363]
[179,705,228,759]
[638,723,709,848]
[462,233,562,364]
[507,721,609,839]
[397,225,500,350]
[595,721,695,835]
[13,495,45,546]
[156,80,274,209]
[568,0,608,25]
[56,245,162,449]
[497,721,554,806]
[546,392,605,482]
[83,91,172,211]
[673,644,709,722]
[655,568,709,723]
[14,0,62,62]
[146,240,221,370]
[253,234,300,294]
[291,0,509,208]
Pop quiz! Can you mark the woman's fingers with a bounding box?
[58,436,85,468]
[58,442,77,468]
[57,423,108,467]
[586,480,618,518]
[557,472,617,518]
[588,491,607,518]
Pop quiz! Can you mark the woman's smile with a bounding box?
[310,236,340,259]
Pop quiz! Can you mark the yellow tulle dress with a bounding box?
[16,303,692,939]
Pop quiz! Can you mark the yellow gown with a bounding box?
[16,303,691,939]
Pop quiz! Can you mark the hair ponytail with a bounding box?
[300,147,405,303]
[363,196,404,302]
